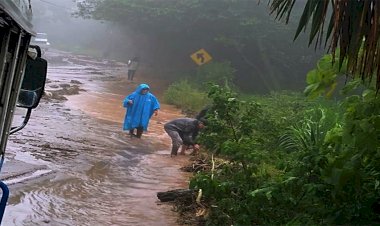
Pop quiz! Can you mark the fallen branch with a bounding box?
[157,189,195,202]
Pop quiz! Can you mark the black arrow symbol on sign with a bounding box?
[196,53,205,63]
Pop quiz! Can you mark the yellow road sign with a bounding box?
[190,48,212,66]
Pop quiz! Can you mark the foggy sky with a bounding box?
[31,0,134,60]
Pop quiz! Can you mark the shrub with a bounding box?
[163,80,209,113]
[193,61,236,88]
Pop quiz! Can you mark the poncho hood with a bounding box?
[135,84,150,94]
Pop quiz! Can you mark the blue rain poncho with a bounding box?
[123,84,160,131]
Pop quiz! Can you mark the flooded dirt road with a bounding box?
[2,50,190,225]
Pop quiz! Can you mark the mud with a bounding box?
[2,49,192,226]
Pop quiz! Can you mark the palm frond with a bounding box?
[270,0,380,90]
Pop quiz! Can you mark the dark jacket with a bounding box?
[164,118,200,145]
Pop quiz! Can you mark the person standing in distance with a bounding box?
[127,57,139,81]
[123,83,160,138]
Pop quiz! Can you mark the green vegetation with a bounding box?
[159,1,380,222]
[193,62,235,89]
[271,0,380,91]
[185,53,380,224]
[161,54,379,224]
[163,61,236,113]
[163,80,208,113]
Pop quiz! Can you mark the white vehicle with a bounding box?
[31,32,50,54]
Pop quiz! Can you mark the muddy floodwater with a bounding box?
[2,50,190,226]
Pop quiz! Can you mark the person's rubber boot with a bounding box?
[136,128,143,138]
[170,147,178,157]
[129,129,135,138]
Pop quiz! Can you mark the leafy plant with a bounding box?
[321,88,380,223]
[304,54,347,98]
[279,107,340,153]
[189,80,380,225]
[163,80,209,113]
[193,62,236,89]
[271,0,380,90]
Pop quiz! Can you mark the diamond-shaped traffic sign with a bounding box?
[190,49,212,66]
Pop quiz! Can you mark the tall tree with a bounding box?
[76,0,324,92]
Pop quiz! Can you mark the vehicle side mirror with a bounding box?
[17,89,39,108]
[17,46,48,109]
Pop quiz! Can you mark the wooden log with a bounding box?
[157,189,195,202]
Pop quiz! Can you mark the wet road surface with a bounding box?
[2,50,190,226]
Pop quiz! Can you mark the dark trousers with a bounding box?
[129,127,143,138]
[164,127,184,156]
[128,70,136,81]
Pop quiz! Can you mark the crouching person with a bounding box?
[164,118,205,157]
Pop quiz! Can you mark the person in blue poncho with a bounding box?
[123,84,160,138]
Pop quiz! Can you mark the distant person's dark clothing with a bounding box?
[164,118,202,156]
[127,57,139,81]
[20,45,47,108]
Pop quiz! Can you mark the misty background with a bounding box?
[31,0,326,93]
[31,0,129,58]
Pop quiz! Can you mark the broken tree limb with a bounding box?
[157,189,195,202]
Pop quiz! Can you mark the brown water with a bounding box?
[3,50,190,226]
